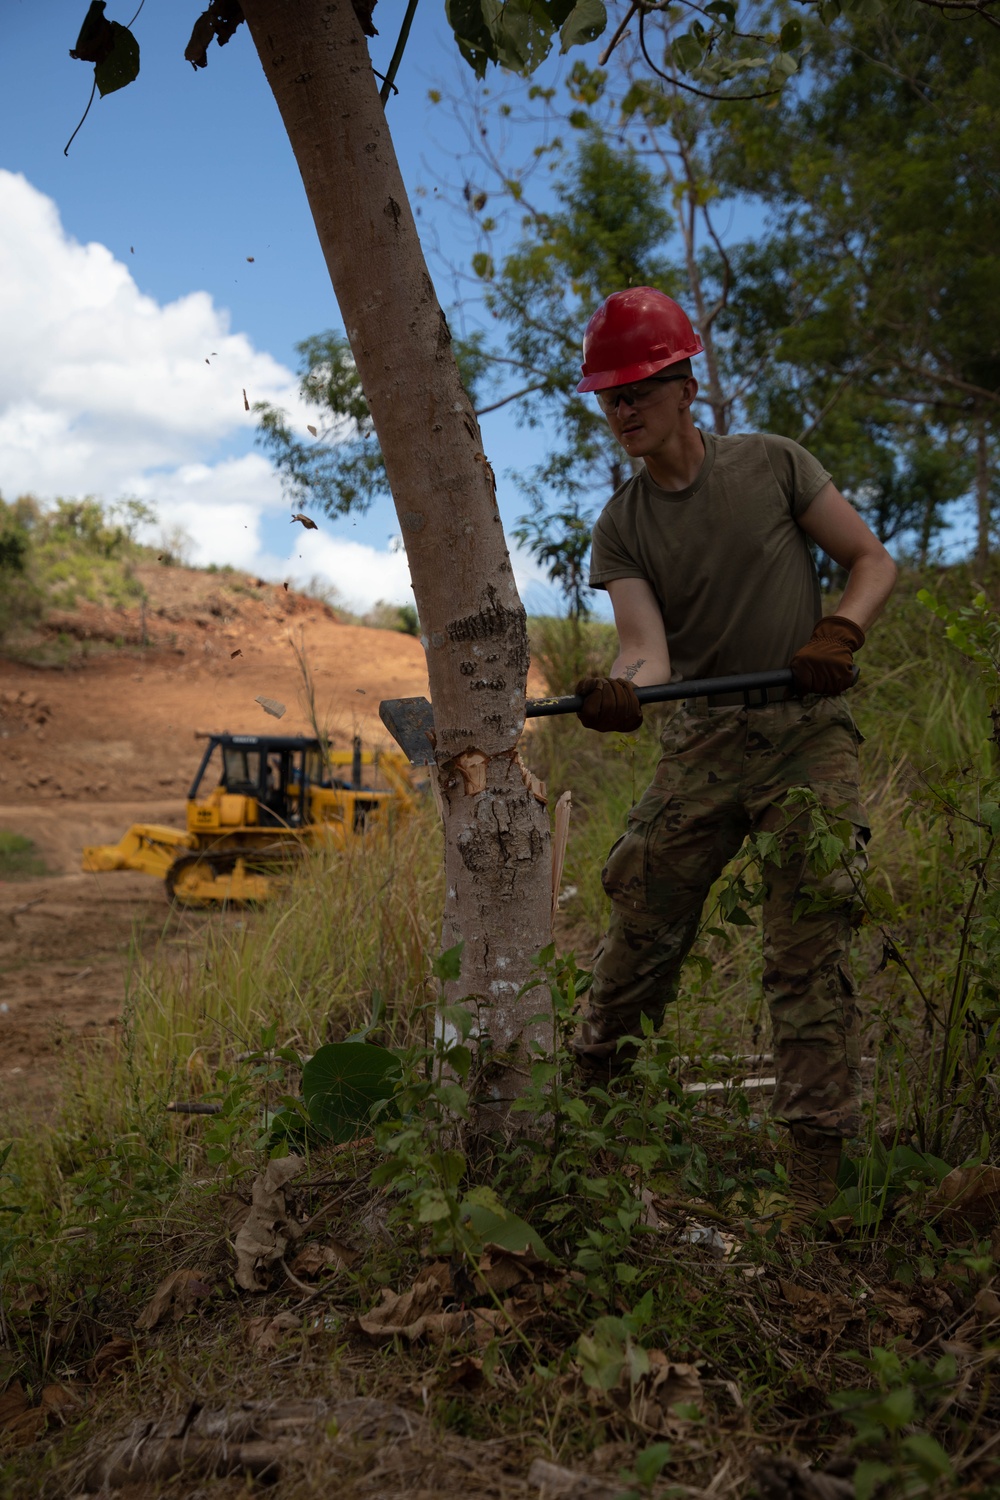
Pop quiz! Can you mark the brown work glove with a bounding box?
[789,614,865,696]
[575,676,643,733]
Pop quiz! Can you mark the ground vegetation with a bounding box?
[2,563,1000,1496]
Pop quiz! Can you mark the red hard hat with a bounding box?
[577,287,703,393]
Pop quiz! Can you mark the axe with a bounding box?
[379,668,812,765]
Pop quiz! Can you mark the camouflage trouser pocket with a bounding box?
[600,818,651,914]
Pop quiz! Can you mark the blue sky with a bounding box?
[2,0,579,612]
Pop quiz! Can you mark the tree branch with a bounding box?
[475,382,551,417]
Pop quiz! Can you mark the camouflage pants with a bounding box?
[585,696,868,1135]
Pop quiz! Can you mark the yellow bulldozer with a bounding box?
[82,732,414,907]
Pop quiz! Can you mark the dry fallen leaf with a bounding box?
[291,513,318,530]
[230,649,243,659]
[135,1268,213,1330]
[245,1311,301,1353]
[588,1350,705,1436]
[306,424,318,437]
[289,1240,355,1279]
[873,1287,925,1339]
[975,1287,1000,1321]
[243,388,250,411]
[87,1337,137,1383]
[474,1245,547,1298]
[930,1165,1000,1225]
[356,1263,466,1344]
[778,1279,857,1345]
[234,1154,305,1292]
[254,695,286,720]
[283,581,289,592]
[0,1382,34,1440]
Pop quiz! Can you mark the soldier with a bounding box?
[572,287,897,1217]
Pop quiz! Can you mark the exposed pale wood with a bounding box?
[550,790,572,928]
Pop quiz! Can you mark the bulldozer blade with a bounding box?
[379,696,436,765]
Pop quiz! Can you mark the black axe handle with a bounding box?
[527,668,797,717]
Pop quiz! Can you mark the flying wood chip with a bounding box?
[243,388,250,411]
[230,649,242,659]
[255,696,286,719]
[291,514,318,530]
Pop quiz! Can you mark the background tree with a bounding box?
[718,11,1000,562]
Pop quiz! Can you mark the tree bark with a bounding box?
[240,0,552,1115]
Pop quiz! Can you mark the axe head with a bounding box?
[378,696,436,765]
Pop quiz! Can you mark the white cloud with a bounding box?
[0,171,603,619]
[0,169,297,502]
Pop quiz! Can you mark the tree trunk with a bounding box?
[240,0,552,1116]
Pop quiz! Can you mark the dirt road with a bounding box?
[0,566,438,1124]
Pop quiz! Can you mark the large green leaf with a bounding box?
[301,1042,400,1143]
[560,0,607,53]
[460,1194,553,1259]
[95,21,139,96]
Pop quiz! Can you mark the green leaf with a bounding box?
[439,1002,476,1040]
[483,0,559,74]
[301,1041,400,1143]
[901,1433,954,1479]
[632,1440,671,1488]
[95,21,139,96]
[779,18,802,49]
[853,1460,893,1500]
[416,1188,454,1223]
[460,1195,554,1258]
[671,30,703,73]
[445,0,496,77]
[432,941,464,982]
[559,0,607,53]
[724,905,754,925]
[875,1383,915,1432]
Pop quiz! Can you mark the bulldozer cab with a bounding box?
[188,733,380,830]
[190,735,321,828]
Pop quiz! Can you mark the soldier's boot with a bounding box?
[786,1125,843,1220]
[570,1021,639,1085]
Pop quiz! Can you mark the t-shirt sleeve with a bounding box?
[588,509,649,590]
[762,435,832,519]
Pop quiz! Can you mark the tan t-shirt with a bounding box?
[589,430,830,680]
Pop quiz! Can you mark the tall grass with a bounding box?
[1,805,444,1180]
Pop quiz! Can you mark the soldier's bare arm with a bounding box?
[606,578,672,685]
[797,481,898,632]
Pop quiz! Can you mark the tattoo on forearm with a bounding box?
[622,658,645,681]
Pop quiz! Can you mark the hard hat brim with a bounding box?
[576,340,704,395]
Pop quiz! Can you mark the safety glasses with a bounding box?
[595,372,689,414]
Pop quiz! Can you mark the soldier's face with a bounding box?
[602,374,696,460]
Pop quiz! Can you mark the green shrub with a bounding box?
[0,831,47,879]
